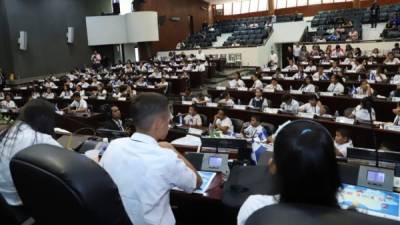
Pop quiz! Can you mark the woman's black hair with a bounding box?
[0,99,56,158]
[273,120,341,206]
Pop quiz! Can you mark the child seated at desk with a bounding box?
[334,129,353,157]
[212,109,234,135]
[62,92,88,113]
[248,89,269,109]
[218,91,235,107]
[1,93,17,110]
[183,106,202,127]
[228,72,246,89]
[42,87,55,99]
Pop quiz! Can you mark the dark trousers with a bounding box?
[371,15,378,28]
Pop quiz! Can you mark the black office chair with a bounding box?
[10,144,133,225]
[199,113,208,126]
[231,118,244,133]
[261,122,275,135]
[245,203,399,225]
[0,194,31,225]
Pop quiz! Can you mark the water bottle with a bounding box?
[179,114,183,126]
[208,123,214,137]
[290,85,293,91]
[238,99,241,105]
[334,110,339,118]
[358,74,361,82]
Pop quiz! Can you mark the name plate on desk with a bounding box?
[392,97,400,102]
[321,62,331,65]
[323,69,331,73]
[63,96,71,100]
[241,76,251,80]
[118,97,127,101]
[237,87,248,91]
[300,62,308,65]
[188,128,203,136]
[216,86,226,90]
[38,79,45,82]
[367,80,376,84]
[14,96,22,100]
[320,92,334,97]
[281,69,289,72]
[19,87,27,90]
[336,117,355,125]
[284,77,295,80]
[312,56,321,59]
[347,70,356,74]
[290,90,302,95]
[182,101,192,105]
[3,88,11,91]
[147,85,155,89]
[298,112,315,119]
[263,88,275,93]
[384,124,400,132]
[233,105,246,110]
[264,108,279,114]
[263,76,272,80]
[97,96,106,100]
[0,109,8,113]
[0,97,4,100]
[206,102,218,107]
[171,76,178,79]
[353,94,367,99]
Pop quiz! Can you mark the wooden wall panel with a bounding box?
[136,0,209,59]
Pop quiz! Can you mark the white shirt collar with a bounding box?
[131,132,158,146]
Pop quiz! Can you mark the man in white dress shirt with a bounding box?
[100,93,202,225]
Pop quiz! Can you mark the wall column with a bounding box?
[268,0,275,15]
[353,0,361,8]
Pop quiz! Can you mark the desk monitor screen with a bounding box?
[367,170,385,184]
[208,156,223,169]
[338,184,400,221]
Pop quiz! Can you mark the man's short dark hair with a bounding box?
[251,115,261,122]
[129,93,169,131]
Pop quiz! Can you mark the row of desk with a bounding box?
[207,88,399,122]
[241,77,398,97]
[173,104,400,151]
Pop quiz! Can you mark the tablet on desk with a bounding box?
[194,171,217,194]
[338,184,400,221]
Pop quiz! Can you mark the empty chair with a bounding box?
[10,144,133,225]
[230,118,244,133]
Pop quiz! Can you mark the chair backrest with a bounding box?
[10,144,133,225]
[261,122,275,135]
[231,118,244,133]
[199,113,208,126]
[246,203,399,225]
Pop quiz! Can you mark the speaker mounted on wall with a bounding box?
[170,17,181,22]
[66,27,75,44]
[18,31,27,51]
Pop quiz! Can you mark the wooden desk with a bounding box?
[171,170,238,225]
[173,104,400,150]
[55,112,105,133]
[242,78,397,97]
[207,89,398,122]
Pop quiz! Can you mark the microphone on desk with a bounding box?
[364,96,379,168]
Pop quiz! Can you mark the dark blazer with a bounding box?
[102,120,123,131]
